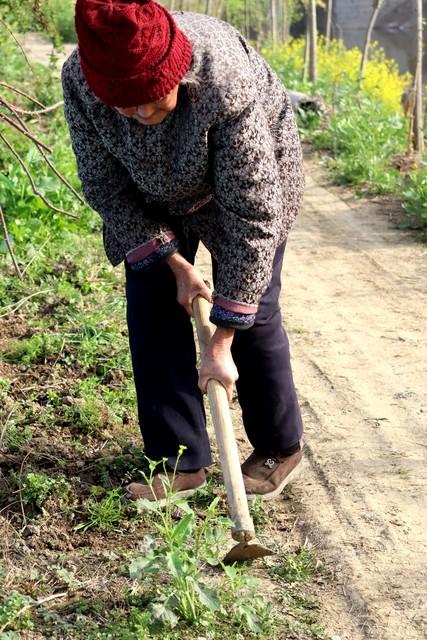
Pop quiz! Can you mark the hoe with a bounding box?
[193,295,273,564]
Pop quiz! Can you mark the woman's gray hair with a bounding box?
[180,66,200,101]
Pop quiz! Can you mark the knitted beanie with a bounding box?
[75,0,192,107]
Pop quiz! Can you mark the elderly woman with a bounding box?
[62,0,305,502]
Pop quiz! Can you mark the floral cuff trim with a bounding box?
[213,294,258,315]
[126,232,176,264]
[128,239,180,272]
[210,303,256,330]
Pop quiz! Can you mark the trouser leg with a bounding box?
[213,241,304,454]
[125,234,212,471]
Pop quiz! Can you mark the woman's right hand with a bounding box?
[166,252,212,315]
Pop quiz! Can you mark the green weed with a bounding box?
[0,591,34,633]
[128,452,274,636]
[45,0,77,42]
[249,495,267,532]
[0,377,12,400]
[272,546,320,583]
[3,334,63,365]
[63,394,111,434]
[20,472,71,508]
[401,170,427,237]
[1,421,32,451]
[75,488,125,533]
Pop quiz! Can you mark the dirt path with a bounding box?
[19,32,75,68]
[194,157,427,638]
[196,154,426,638]
[277,158,426,638]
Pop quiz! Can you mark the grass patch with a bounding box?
[75,488,126,533]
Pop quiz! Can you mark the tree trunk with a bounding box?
[360,0,385,77]
[255,3,263,50]
[308,0,317,84]
[414,0,424,153]
[243,0,249,38]
[215,0,224,19]
[281,0,292,42]
[271,0,278,48]
[303,30,309,82]
[178,0,185,10]
[168,0,175,10]
[325,0,333,42]
[205,0,211,14]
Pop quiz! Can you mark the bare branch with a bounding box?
[0,110,52,152]
[1,98,85,205]
[0,82,45,108]
[360,0,385,77]
[0,18,32,69]
[0,132,79,218]
[4,101,64,116]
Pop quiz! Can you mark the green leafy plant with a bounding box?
[128,451,274,635]
[0,591,34,633]
[264,38,427,237]
[21,472,70,508]
[401,170,427,237]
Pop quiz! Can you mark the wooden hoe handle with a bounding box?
[192,295,255,542]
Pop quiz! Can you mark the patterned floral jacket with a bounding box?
[61,11,304,328]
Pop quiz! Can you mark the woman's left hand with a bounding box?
[198,327,238,401]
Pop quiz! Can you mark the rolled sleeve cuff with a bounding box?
[126,234,180,272]
[210,301,257,330]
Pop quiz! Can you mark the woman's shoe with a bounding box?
[241,449,303,500]
[124,468,207,506]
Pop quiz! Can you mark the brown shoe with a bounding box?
[124,469,207,506]
[242,449,303,499]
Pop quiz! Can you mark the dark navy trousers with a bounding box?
[125,232,304,470]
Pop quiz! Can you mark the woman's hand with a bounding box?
[199,327,238,401]
[166,252,212,315]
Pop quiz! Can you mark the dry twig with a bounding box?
[0,17,32,69]
[21,237,50,276]
[0,111,51,152]
[0,592,68,633]
[0,82,45,108]
[0,289,53,319]
[3,100,64,116]
[0,204,23,279]
[0,132,79,218]
[1,97,85,205]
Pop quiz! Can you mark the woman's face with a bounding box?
[115,85,179,125]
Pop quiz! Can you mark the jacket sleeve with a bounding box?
[209,98,284,315]
[61,61,178,268]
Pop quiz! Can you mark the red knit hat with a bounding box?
[75,0,192,107]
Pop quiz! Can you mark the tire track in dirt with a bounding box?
[282,160,427,639]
